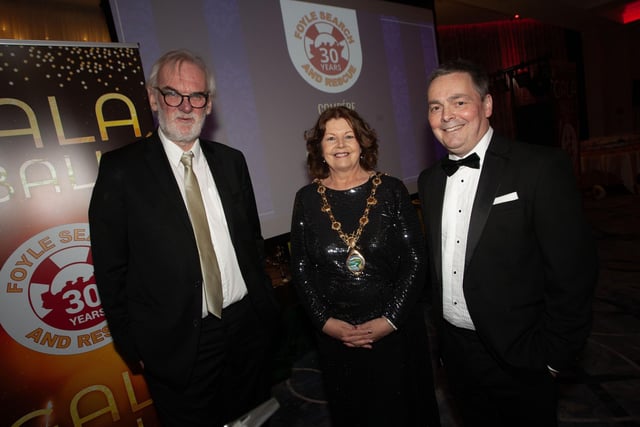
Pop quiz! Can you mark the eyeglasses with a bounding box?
[154,87,209,109]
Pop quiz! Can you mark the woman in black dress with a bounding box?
[290,106,441,426]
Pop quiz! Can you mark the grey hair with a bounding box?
[147,49,216,96]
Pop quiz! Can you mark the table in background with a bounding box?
[580,134,640,194]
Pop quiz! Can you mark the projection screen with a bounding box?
[108,0,440,238]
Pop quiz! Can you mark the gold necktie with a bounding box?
[181,151,223,318]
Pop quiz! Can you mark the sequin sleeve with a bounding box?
[290,186,331,330]
[380,178,427,327]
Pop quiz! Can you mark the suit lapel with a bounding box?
[427,167,447,286]
[465,135,509,269]
[200,142,237,243]
[142,133,193,232]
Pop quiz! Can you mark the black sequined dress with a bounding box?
[290,173,441,426]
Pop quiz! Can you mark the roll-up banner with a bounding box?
[0,40,158,426]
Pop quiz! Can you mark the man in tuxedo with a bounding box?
[89,49,279,427]
[418,59,597,427]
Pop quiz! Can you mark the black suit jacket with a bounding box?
[418,134,597,372]
[89,132,278,388]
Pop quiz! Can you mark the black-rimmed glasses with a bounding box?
[154,87,209,109]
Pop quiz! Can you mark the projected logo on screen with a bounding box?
[281,0,362,93]
[0,223,110,355]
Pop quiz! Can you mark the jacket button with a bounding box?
[193,319,199,327]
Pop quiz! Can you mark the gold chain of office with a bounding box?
[315,172,383,275]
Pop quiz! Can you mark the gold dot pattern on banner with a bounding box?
[0,45,146,91]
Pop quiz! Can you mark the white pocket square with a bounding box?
[493,192,519,205]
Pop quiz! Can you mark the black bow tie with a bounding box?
[441,153,480,176]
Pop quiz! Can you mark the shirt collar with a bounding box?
[450,126,493,168]
[158,127,202,168]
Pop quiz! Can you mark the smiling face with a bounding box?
[321,118,362,175]
[148,60,212,149]
[427,71,492,157]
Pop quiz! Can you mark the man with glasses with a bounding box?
[89,49,279,426]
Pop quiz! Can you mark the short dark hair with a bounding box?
[428,59,489,98]
[305,106,378,180]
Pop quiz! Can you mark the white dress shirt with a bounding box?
[159,129,248,317]
[441,127,493,330]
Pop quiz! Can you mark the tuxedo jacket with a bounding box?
[89,131,279,388]
[418,134,597,372]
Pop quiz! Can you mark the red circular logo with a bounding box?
[0,223,110,355]
[31,246,102,331]
[305,23,349,76]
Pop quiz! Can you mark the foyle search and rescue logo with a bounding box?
[281,0,362,93]
[0,223,110,355]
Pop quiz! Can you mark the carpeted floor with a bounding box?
[268,192,640,427]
